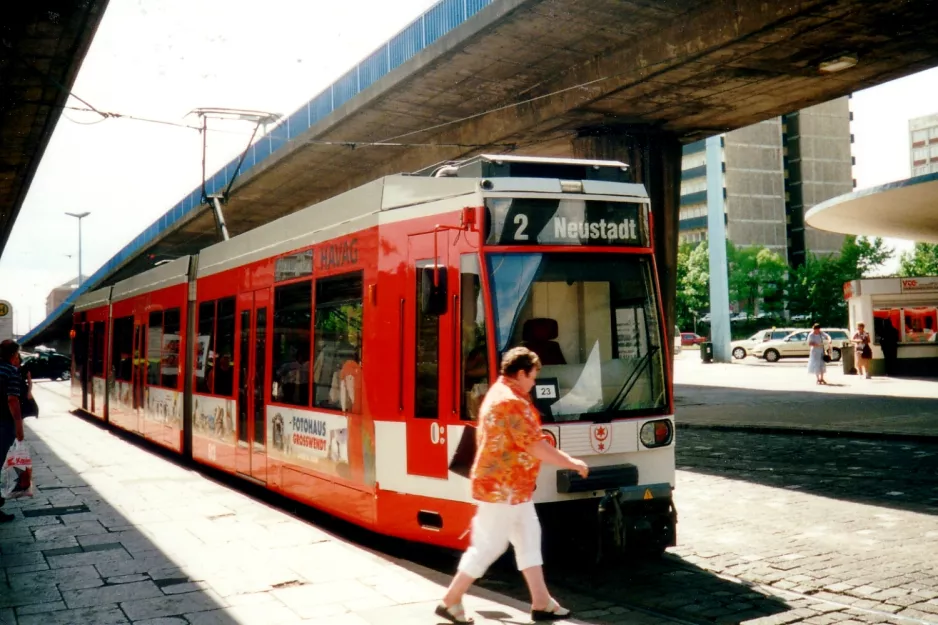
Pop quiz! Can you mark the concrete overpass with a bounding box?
[1,0,110,256]
[21,0,938,345]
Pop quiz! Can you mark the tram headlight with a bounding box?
[639,419,673,448]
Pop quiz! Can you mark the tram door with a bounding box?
[405,232,456,479]
[131,322,147,433]
[236,290,269,481]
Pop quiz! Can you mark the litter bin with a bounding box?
[700,342,713,363]
[841,343,856,374]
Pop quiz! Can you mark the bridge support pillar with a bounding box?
[571,128,682,348]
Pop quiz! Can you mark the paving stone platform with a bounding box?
[0,385,616,625]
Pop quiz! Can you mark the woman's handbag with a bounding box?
[861,344,873,359]
[21,396,38,418]
[448,425,477,479]
[822,352,831,363]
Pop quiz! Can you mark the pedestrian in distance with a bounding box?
[807,323,830,385]
[0,340,26,522]
[853,322,873,379]
[436,346,589,624]
[879,318,899,376]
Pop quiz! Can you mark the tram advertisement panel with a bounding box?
[268,407,350,479]
[192,395,237,444]
[146,387,182,428]
[485,198,649,247]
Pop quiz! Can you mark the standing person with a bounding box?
[436,347,589,624]
[879,319,899,376]
[0,340,26,523]
[807,324,830,385]
[853,322,873,379]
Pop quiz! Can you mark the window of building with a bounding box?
[147,311,163,386]
[460,255,489,421]
[913,147,927,161]
[681,178,707,195]
[162,308,181,389]
[271,281,312,407]
[111,316,134,383]
[313,272,363,413]
[682,152,707,170]
[92,321,106,376]
[913,129,928,144]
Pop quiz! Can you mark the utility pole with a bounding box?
[65,212,91,287]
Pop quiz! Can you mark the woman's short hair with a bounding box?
[857,321,865,328]
[500,346,541,376]
[812,323,821,330]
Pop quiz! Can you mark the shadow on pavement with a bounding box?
[0,418,238,624]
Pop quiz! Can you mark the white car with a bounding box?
[730,328,797,360]
[751,328,849,363]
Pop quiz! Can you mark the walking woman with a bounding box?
[853,322,873,379]
[807,323,830,385]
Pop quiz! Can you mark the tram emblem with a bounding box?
[589,424,612,454]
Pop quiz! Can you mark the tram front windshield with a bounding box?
[487,252,667,423]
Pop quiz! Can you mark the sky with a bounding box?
[2,0,937,335]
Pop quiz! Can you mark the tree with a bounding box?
[728,245,788,316]
[675,241,710,331]
[898,243,938,276]
[788,236,893,326]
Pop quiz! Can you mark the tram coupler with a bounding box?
[595,482,677,562]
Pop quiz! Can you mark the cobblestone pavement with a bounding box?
[479,430,938,625]
[0,385,683,625]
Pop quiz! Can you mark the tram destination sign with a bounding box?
[485,198,649,247]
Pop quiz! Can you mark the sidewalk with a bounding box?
[0,386,600,625]
[673,354,938,441]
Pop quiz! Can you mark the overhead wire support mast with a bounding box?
[189,108,281,242]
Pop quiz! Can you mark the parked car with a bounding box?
[21,351,71,381]
[751,328,847,363]
[681,332,707,346]
[730,327,797,359]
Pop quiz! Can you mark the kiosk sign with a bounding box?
[900,277,938,293]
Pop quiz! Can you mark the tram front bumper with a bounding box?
[596,482,677,557]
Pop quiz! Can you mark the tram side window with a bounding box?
[195,302,215,394]
[415,263,439,418]
[147,311,163,387]
[92,321,106,376]
[212,298,236,397]
[460,255,489,421]
[313,272,363,414]
[162,308,181,389]
[111,316,135,383]
[272,281,312,407]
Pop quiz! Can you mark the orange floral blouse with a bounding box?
[470,375,545,504]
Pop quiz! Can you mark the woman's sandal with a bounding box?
[531,598,571,621]
[435,602,474,624]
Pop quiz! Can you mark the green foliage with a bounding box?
[787,236,893,327]
[898,243,938,277]
[676,235,893,332]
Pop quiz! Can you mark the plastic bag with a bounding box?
[1,440,34,499]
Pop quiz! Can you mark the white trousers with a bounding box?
[457,500,543,579]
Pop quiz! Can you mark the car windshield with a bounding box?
[486,252,667,423]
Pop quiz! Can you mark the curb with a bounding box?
[675,421,938,445]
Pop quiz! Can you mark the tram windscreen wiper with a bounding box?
[607,344,660,414]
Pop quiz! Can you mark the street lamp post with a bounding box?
[65,212,90,288]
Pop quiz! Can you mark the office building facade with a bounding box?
[910,113,938,177]
[679,97,853,266]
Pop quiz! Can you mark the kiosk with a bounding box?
[843,277,938,377]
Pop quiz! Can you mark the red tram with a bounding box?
[71,155,677,556]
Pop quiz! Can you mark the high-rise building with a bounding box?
[45,276,84,317]
[910,113,938,177]
[679,97,853,266]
